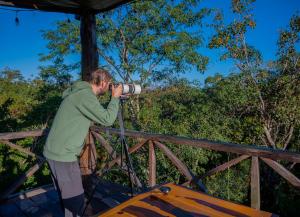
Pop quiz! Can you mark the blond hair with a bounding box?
[88,68,112,85]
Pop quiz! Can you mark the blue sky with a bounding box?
[0,0,299,83]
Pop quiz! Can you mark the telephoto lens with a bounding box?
[122,84,141,95]
[109,83,142,95]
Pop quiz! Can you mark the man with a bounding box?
[43,68,122,217]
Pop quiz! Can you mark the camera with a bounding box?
[109,83,141,95]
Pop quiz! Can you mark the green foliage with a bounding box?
[0,68,40,132]
[277,14,300,72]
[205,158,251,204]
[0,68,60,193]
[39,20,80,86]
[0,138,51,193]
[209,0,261,65]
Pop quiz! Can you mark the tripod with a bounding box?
[81,97,139,216]
[118,96,139,197]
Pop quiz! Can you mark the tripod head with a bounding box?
[120,95,130,101]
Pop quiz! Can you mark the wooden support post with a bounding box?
[153,141,193,181]
[79,132,97,176]
[0,159,46,201]
[261,157,300,188]
[251,156,260,210]
[202,155,249,179]
[80,11,99,81]
[80,132,98,196]
[148,140,156,187]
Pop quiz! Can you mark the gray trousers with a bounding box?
[47,159,85,217]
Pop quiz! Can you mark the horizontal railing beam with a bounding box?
[2,127,300,163]
[0,129,47,140]
[91,126,300,163]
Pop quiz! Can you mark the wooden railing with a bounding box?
[0,126,300,210]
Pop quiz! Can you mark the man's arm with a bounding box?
[76,92,120,126]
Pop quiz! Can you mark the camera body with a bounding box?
[109,83,141,95]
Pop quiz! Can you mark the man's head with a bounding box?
[88,68,112,95]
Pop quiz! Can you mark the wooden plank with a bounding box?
[0,159,46,201]
[148,140,156,187]
[0,140,43,160]
[261,157,300,188]
[153,141,193,181]
[1,186,63,217]
[251,157,260,210]
[7,185,54,201]
[91,126,300,163]
[81,12,98,81]
[201,155,250,179]
[0,129,47,140]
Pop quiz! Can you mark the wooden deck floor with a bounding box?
[0,185,63,217]
[0,178,132,217]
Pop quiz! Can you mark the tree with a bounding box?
[41,0,211,85]
[209,0,300,151]
[0,68,52,193]
[0,68,39,132]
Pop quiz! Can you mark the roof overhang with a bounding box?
[0,0,133,14]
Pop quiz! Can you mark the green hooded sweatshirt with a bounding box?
[43,81,119,162]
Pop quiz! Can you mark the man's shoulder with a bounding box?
[70,88,95,100]
[68,88,98,108]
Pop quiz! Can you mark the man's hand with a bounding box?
[112,84,123,98]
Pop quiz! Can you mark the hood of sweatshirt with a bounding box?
[62,81,92,99]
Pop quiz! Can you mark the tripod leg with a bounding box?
[122,139,135,196]
[118,99,142,196]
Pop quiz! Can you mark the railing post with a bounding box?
[80,131,97,196]
[251,156,260,210]
[80,131,97,176]
[148,140,156,187]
